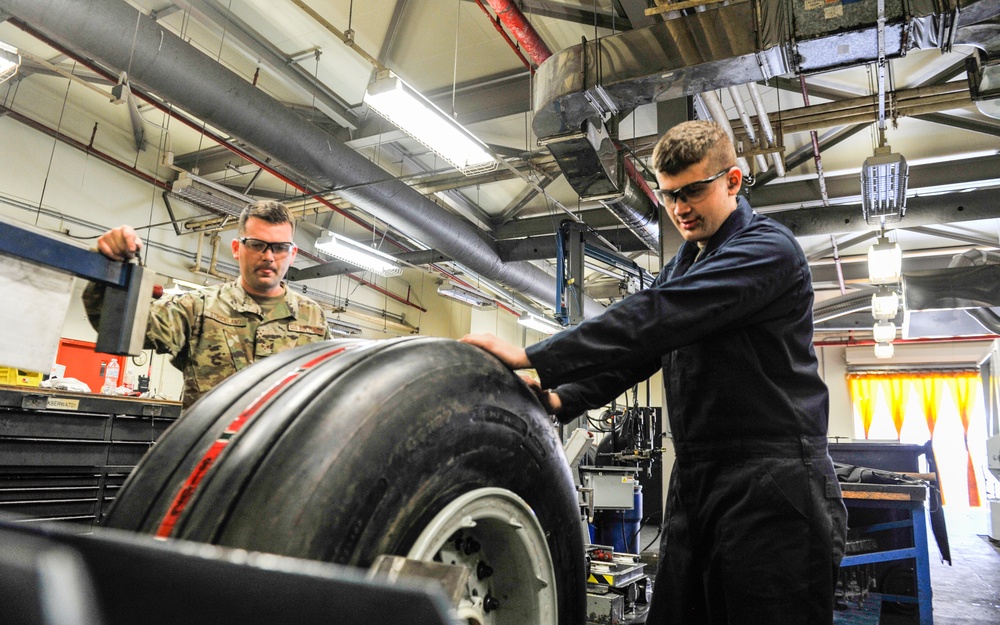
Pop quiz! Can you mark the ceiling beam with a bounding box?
[498,233,649,262]
[462,0,631,31]
[912,112,1000,137]
[518,0,632,32]
[753,124,867,187]
[377,0,410,65]
[749,153,1000,209]
[497,176,554,223]
[613,0,656,29]
[904,225,1000,248]
[171,0,359,131]
[768,187,1000,237]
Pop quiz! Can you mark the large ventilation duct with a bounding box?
[532,0,1000,248]
[0,0,605,319]
[813,250,1000,338]
[481,4,662,254]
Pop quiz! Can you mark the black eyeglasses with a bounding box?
[239,237,296,255]
[654,167,733,206]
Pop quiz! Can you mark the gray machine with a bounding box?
[565,428,652,625]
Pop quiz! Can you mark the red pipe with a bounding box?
[472,0,534,73]
[814,335,997,347]
[482,0,553,66]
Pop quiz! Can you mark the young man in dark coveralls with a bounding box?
[462,120,848,624]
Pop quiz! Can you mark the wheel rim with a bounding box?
[407,487,558,625]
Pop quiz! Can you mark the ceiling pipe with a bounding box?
[745,82,785,178]
[0,0,605,319]
[697,90,751,176]
[727,85,770,175]
[18,24,398,249]
[531,0,1000,250]
[798,75,829,205]
[482,0,554,66]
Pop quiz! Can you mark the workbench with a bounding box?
[839,482,932,625]
[0,385,181,526]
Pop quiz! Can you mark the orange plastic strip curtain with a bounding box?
[920,377,940,438]
[888,375,911,441]
[919,376,944,504]
[848,376,877,439]
[948,375,981,507]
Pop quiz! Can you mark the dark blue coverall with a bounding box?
[527,197,848,624]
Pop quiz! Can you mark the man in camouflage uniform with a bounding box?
[84,201,330,408]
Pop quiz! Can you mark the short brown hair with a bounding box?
[651,120,737,176]
[238,200,295,236]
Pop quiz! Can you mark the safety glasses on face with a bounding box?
[654,167,733,206]
[239,237,296,255]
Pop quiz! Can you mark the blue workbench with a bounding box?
[839,482,932,625]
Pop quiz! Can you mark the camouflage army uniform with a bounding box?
[84,281,329,408]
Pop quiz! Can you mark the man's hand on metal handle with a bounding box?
[96,225,143,262]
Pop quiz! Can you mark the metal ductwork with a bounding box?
[532,0,1000,249]
[903,263,1000,338]
[813,249,1000,338]
[910,250,1000,338]
[478,3,661,254]
[0,0,606,319]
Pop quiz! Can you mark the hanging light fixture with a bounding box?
[327,317,363,336]
[436,281,496,309]
[170,171,253,217]
[517,313,563,335]
[871,291,900,320]
[0,42,21,84]
[364,71,497,175]
[315,232,402,278]
[872,320,897,343]
[861,147,909,226]
[874,342,895,359]
[867,233,902,285]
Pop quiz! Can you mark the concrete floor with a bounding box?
[634,506,1000,624]
[922,507,1000,625]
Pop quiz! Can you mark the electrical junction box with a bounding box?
[580,466,637,510]
[987,435,1000,481]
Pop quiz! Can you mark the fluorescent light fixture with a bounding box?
[867,235,902,285]
[327,318,363,336]
[871,291,900,320]
[517,313,563,335]
[171,171,253,217]
[315,232,403,278]
[861,146,908,225]
[872,320,896,343]
[0,42,20,84]
[364,71,497,175]
[874,342,894,359]
[436,281,496,309]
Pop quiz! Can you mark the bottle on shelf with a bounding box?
[102,359,120,395]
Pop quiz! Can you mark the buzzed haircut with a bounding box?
[238,200,296,236]
[651,120,737,176]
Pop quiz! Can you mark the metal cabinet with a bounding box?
[0,386,181,526]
